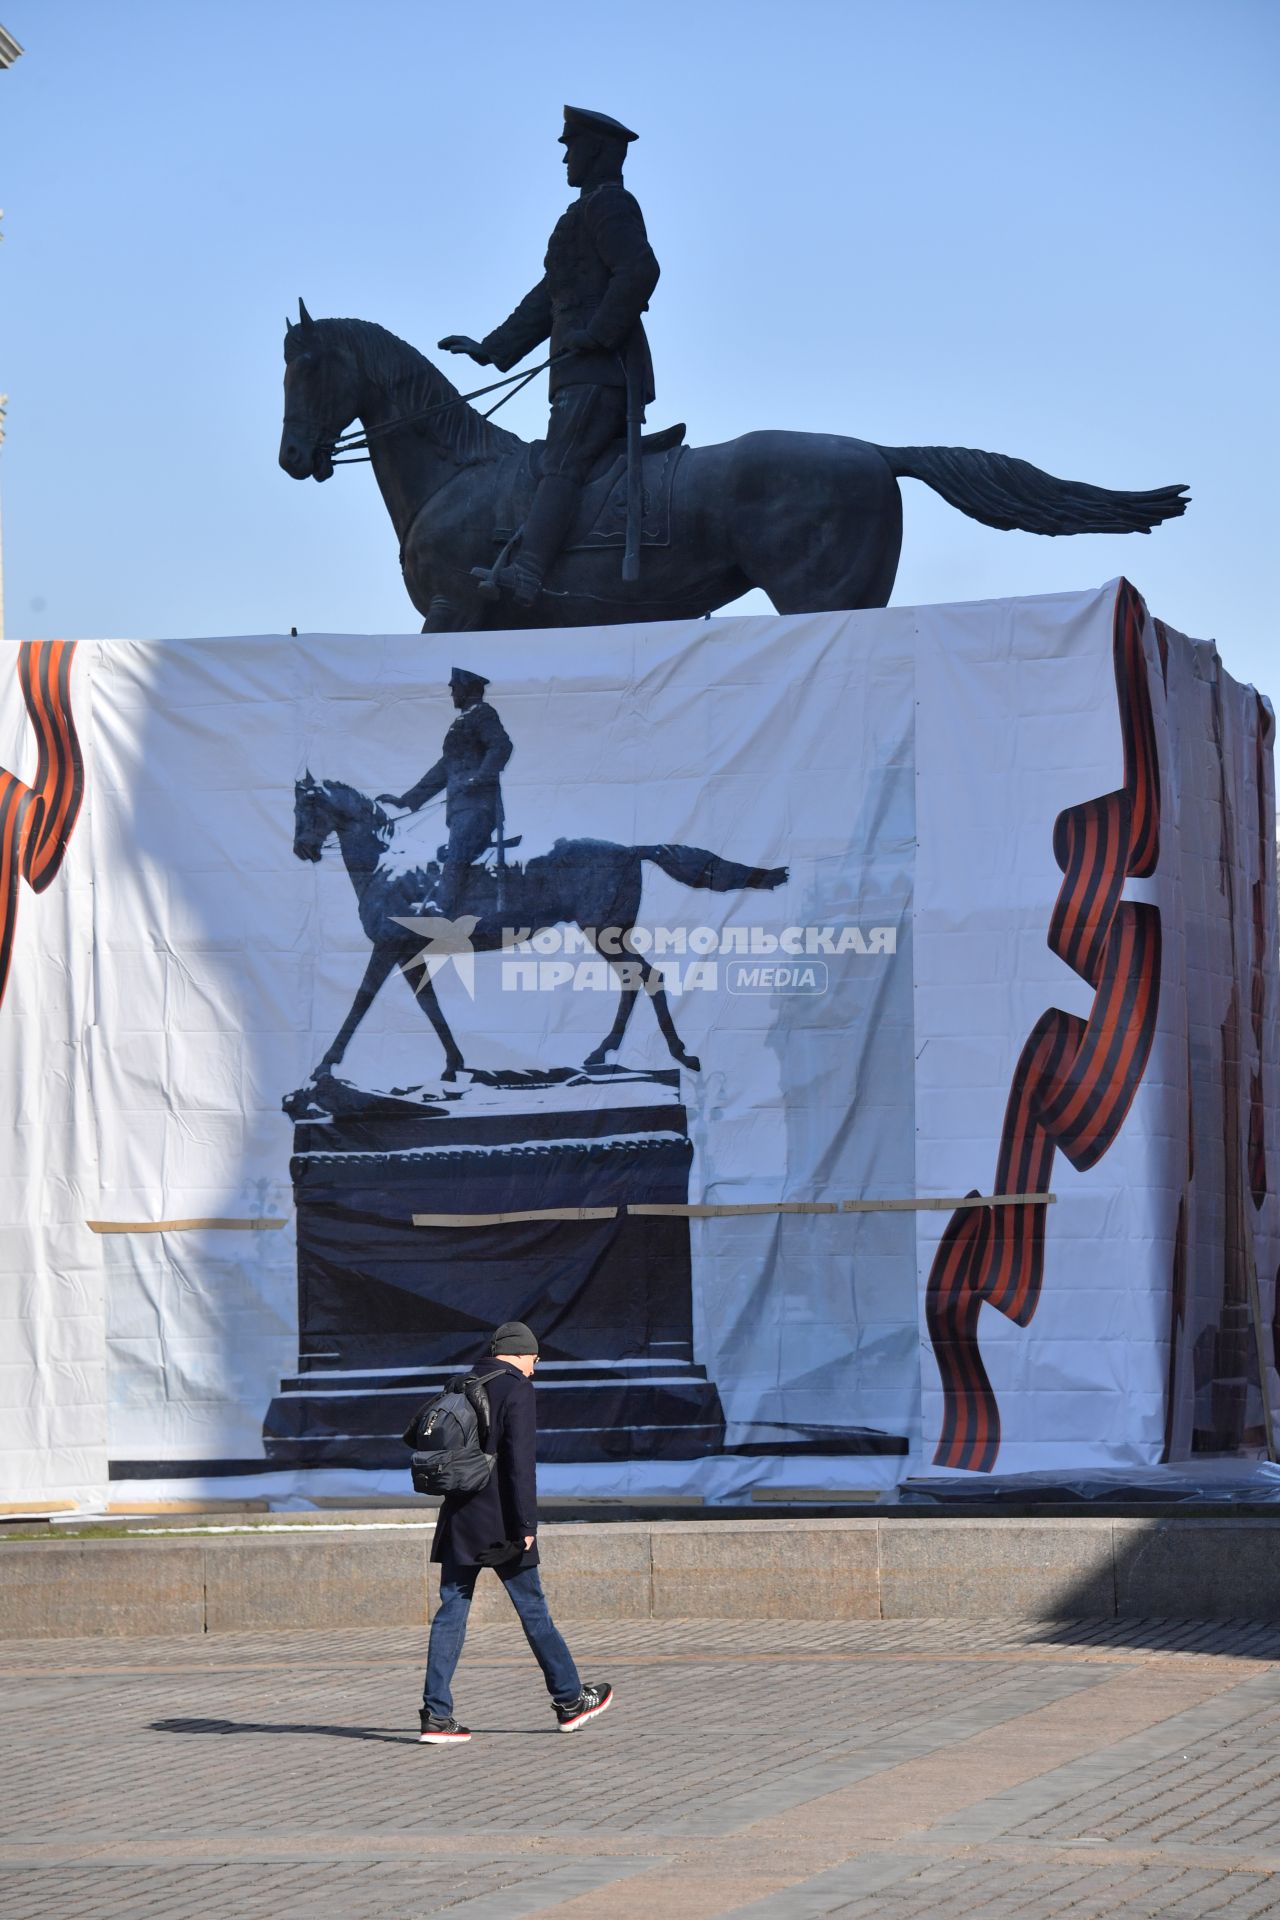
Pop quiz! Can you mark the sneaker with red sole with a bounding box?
[418,1711,471,1744]
[554,1682,613,1731]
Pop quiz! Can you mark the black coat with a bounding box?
[399,700,513,827]
[430,1358,540,1570]
[480,181,659,404]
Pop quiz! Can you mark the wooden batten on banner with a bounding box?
[411,1193,1056,1228]
[86,1219,289,1234]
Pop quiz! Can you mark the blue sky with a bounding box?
[1,0,1276,691]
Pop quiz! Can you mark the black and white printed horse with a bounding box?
[293,775,786,1080]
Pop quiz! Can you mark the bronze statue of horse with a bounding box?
[279,306,1187,633]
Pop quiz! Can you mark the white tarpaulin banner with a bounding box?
[2,581,1277,1507]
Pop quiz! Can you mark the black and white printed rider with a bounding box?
[379,666,513,920]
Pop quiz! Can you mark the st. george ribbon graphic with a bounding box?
[926,580,1163,1472]
[0,641,84,1010]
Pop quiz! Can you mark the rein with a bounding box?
[326,353,568,465]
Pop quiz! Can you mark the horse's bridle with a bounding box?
[323,352,570,465]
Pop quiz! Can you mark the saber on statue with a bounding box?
[622,346,644,585]
[494,788,508,916]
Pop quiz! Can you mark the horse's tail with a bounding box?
[877,445,1189,536]
[640,844,788,892]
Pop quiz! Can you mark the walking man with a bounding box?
[419,1321,614,1744]
[439,104,659,608]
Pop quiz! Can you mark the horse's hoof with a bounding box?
[680,1054,702,1073]
[583,1049,610,1069]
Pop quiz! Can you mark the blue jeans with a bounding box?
[423,1558,582,1719]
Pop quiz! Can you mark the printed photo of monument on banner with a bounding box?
[77,613,920,1495]
[268,628,915,1476]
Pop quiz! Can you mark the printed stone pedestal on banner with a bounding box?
[264,1069,727,1465]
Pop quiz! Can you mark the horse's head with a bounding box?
[279,302,360,484]
[293,770,334,862]
[294,772,394,865]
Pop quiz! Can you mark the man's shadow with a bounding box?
[152,1717,550,1741]
[152,1716,414,1745]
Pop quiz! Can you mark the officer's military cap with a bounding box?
[449,665,489,693]
[559,105,639,146]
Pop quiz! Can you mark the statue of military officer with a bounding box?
[380,667,513,918]
[440,105,659,609]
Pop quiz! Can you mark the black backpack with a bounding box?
[402,1368,503,1496]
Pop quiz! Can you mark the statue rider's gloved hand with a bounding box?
[438,336,492,365]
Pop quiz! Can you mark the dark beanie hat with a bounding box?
[489,1321,539,1356]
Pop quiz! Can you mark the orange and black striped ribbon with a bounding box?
[0,641,84,1011]
[926,580,1162,1472]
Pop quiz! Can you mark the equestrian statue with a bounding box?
[278,106,1188,633]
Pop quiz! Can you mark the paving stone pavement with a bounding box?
[6,1614,1280,1917]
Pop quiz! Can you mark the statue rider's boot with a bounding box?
[473,548,541,606]
[492,476,580,608]
[502,558,546,609]
[413,863,459,920]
